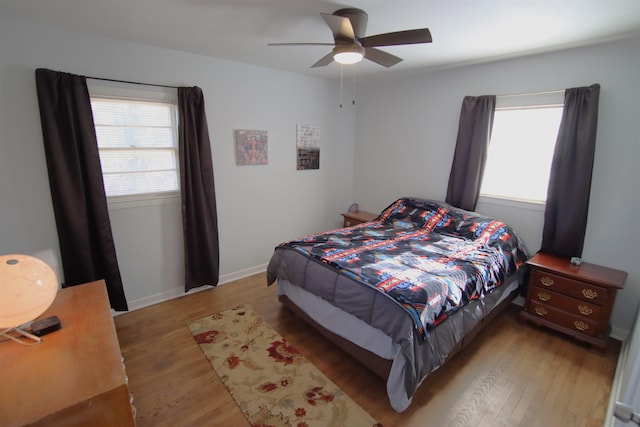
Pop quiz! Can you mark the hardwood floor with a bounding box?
[114,273,620,427]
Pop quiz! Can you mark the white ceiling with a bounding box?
[2,0,640,80]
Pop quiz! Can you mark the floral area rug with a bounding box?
[188,304,381,427]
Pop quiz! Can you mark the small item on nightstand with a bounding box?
[348,203,359,212]
[570,257,583,266]
[31,315,61,337]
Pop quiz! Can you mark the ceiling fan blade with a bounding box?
[364,47,403,68]
[332,8,368,39]
[311,52,335,68]
[321,13,355,41]
[268,42,334,46]
[360,28,432,48]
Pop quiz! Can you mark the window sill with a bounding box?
[478,195,545,212]
[107,193,180,210]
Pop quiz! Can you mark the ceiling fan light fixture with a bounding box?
[333,44,365,65]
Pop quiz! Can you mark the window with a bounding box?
[480,92,563,204]
[89,84,179,201]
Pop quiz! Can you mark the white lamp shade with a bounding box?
[0,254,58,328]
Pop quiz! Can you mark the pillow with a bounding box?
[378,197,455,232]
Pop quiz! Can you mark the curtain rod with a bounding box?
[85,75,180,89]
[497,88,565,98]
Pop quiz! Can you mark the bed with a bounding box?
[266,197,530,412]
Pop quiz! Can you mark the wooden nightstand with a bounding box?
[341,210,378,227]
[519,252,627,352]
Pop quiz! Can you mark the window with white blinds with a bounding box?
[91,96,179,200]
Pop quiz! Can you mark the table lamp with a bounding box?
[0,254,58,344]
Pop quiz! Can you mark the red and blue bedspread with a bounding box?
[274,198,530,338]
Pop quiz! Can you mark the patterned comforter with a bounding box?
[269,198,530,338]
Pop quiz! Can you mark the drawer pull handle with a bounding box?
[540,276,554,287]
[581,288,598,300]
[578,305,593,316]
[574,320,589,331]
[534,306,548,316]
[537,292,551,302]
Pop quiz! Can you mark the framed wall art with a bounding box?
[235,129,268,166]
[296,124,319,170]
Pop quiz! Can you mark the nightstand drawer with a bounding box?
[528,301,599,337]
[532,286,602,321]
[531,270,609,305]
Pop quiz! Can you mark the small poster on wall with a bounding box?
[296,124,320,170]
[235,129,268,166]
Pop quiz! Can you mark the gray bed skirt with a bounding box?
[269,248,521,412]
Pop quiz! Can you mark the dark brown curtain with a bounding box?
[541,84,600,258]
[178,87,220,291]
[445,95,496,211]
[35,68,128,310]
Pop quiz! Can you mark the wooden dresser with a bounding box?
[341,210,378,227]
[0,280,136,426]
[519,252,627,352]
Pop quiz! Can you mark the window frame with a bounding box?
[88,80,180,209]
[478,90,564,208]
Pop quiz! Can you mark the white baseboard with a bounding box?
[118,268,632,342]
[512,295,525,306]
[218,263,268,286]
[115,263,268,314]
[610,326,629,342]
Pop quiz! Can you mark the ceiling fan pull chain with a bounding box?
[352,65,356,106]
[339,64,344,108]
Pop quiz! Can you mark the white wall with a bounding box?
[353,35,640,336]
[0,13,356,309]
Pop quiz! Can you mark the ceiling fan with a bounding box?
[268,8,432,68]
